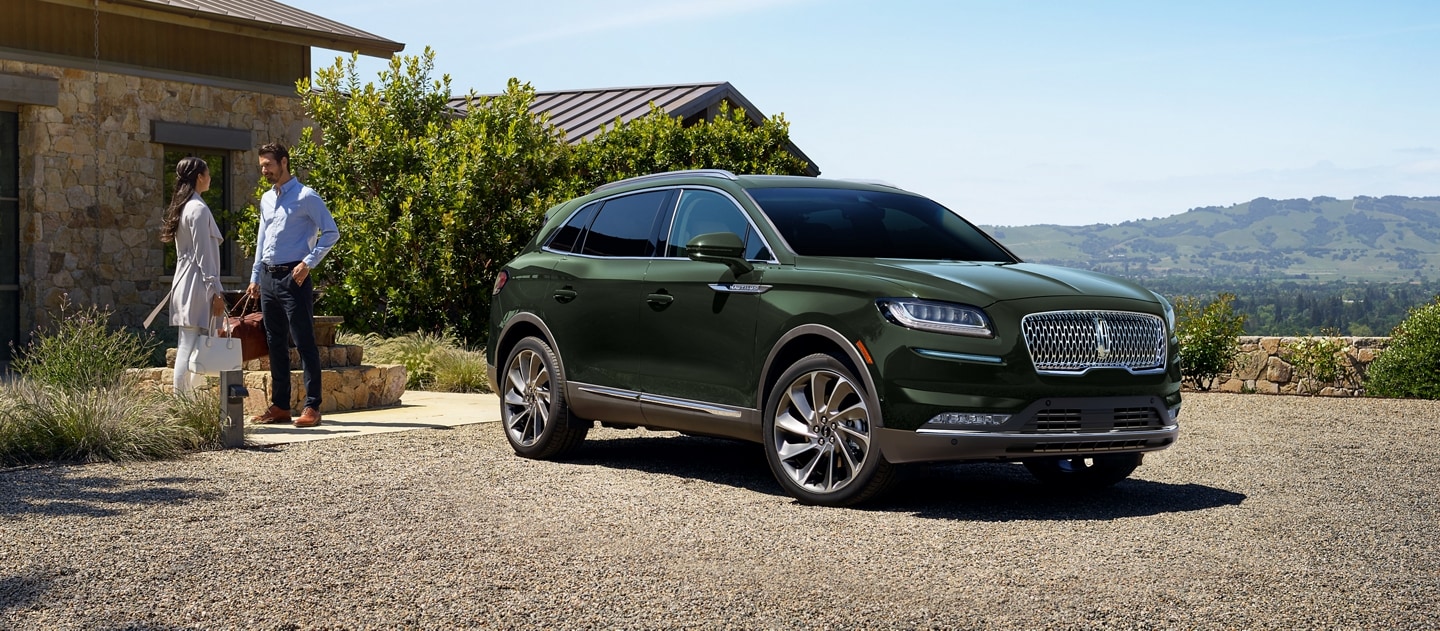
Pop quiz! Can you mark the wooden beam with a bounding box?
[0,72,60,107]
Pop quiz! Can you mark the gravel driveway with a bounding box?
[2,392,1437,630]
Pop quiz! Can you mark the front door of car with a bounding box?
[545,190,673,394]
[637,189,770,417]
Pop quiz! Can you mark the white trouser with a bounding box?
[173,325,206,394]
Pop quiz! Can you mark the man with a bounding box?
[246,142,339,428]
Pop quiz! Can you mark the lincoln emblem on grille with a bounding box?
[1095,316,1112,360]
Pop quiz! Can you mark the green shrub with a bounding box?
[10,297,157,391]
[0,382,215,465]
[341,330,456,390]
[430,346,490,393]
[339,330,491,392]
[1281,332,1348,395]
[165,389,227,450]
[1365,296,1440,399]
[1175,292,1247,391]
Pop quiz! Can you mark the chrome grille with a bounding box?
[1021,310,1166,375]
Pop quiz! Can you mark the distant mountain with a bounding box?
[981,196,1440,282]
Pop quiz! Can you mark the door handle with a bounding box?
[553,288,578,303]
[646,293,674,306]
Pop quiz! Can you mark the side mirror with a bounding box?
[686,232,753,276]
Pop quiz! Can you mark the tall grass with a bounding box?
[0,381,223,466]
[339,330,490,392]
[0,297,226,466]
[10,296,158,390]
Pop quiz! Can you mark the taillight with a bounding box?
[492,270,509,295]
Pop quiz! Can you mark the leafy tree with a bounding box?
[1175,292,1247,391]
[262,51,573,342]
[1365,296,1440,399]
[572,102,810,189]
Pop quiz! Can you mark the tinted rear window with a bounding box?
[747,187,1015,262]
[581,191,671,257]
[547,202,599,253]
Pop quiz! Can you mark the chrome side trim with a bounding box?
[575,384,745,419]
[708,283,773,294]
[639,393,745,418]
[912,348,1004,364]
[576,384,641,401]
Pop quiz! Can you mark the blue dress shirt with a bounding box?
[250,177,340,284]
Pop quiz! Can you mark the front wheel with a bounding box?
[1023,453,1142,490]
[762,353,894,506]
[500,336,587,459]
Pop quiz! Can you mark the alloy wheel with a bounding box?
[770,368,873,494]
[503,348,551,447]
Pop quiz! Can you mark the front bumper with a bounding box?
[876,395,1180,464]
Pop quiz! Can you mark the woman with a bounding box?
[159,156,226,393]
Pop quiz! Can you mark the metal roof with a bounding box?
[41,0,403,57]
[449,82,818,174]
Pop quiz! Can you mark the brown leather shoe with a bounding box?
[293,407,322,428]
[250,405,291,425]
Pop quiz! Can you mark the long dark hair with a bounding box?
[160,156,208,243]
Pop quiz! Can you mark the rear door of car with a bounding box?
[546,190,674,396]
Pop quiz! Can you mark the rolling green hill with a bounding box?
[982,196,1440,282]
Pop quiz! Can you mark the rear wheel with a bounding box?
[501,336,587,459]
[1023,453,1142,489]
[762,353,894,506]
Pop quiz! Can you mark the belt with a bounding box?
[264,261,301,273]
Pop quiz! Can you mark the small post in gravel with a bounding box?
[219,369,247,448]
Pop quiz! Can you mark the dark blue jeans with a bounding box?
[260,263,321,411]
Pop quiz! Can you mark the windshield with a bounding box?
[747,187,1017,262]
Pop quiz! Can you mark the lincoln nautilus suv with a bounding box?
[486,170,1181,506]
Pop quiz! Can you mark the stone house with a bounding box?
[0,0,402,359]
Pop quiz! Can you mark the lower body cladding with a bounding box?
[876,395,1180,464]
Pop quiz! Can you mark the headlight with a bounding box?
[879,299,993,337]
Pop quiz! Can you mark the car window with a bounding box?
[546,202,599,253]
[666,189,771,260]
[579,191,670,257]
[747,187,1015,262]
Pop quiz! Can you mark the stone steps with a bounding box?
[145,343,408,415]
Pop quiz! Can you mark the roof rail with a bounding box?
[591,169,739,194]
[835,178,902,190]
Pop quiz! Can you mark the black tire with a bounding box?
[762,353,895,507]
[500,336,587,459]
[1023,453,1142,490]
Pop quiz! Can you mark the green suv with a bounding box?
[486,170,1181,506]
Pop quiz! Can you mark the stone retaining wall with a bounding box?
[138,342,407,415]
[1207,336,1390,397]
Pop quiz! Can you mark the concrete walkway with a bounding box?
[245,390,501,446]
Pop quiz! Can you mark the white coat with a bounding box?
[169,194,225,327]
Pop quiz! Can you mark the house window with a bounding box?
[162,147,233,276]
[0,107,18,360]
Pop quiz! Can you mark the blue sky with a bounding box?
[293,0,1440,227]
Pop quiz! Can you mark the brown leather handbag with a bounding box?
[219,294,268,361]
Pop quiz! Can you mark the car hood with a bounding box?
[799,259,1161,307]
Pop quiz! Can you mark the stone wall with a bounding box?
[2,59,307,333]
[1208,336,1390,397]
[141,342,408,415]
